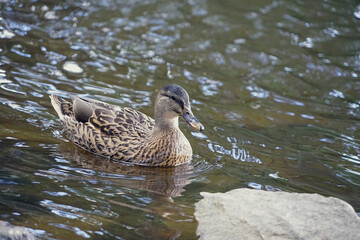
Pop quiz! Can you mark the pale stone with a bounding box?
[63,61,83,74]
[195,188,360,240]
[0,220,35,240]
[0,30,15,39]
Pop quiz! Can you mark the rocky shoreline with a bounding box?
[195,188,360,240]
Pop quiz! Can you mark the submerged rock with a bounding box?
[195,188,360,240]
[0,221,35,240]
[63,61,83,74]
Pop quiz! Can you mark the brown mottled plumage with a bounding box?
[50,84,204,167]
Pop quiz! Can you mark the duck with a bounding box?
[50,84,204,167]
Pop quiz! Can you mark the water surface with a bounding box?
[1,0,360,239]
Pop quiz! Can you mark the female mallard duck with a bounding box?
[50,84,204,167]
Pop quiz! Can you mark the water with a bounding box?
[1,0,360,238]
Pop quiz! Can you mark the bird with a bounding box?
[50,84,204,167]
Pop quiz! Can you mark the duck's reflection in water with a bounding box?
[58,142,194,238]
[58,142,193,198]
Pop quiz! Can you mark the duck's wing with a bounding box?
[50,94,154,139]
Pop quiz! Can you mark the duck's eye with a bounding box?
[171,96,176,101]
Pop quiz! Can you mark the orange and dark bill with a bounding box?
[182,111,204,131]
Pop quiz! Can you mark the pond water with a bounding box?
[1,0,360,239]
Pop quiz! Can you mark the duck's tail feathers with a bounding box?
[50,94,74,120]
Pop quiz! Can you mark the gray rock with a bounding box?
[0,221,35,240]
[195,188,360,240]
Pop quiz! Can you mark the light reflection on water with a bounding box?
[1,0,360,238]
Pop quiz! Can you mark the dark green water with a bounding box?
[1,0,360,239]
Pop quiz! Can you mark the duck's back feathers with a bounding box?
[51,94,154,137]
[50,94,155,160]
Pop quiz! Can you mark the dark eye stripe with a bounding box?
[173,108,182,114]
[162,93,184,110]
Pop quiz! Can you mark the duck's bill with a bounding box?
[182,111,204,131]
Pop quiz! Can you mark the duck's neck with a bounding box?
[153,115,180,133]
[153,97,181,133]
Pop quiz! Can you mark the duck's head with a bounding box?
[154,84,204,131]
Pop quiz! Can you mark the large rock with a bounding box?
[0,221,35,240]
[195,188,360,240]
